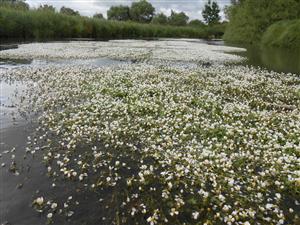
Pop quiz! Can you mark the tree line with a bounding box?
[0,0,227,41]
[0,0,223,27]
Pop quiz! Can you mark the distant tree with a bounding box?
[60,6,80,16]
[107,5,130,21]
[168,10,189,26]
[189,19,205,27]
[230,0,245,5]
[0,0,29,10]
[151,13,168,25]
[93,13,104,19]
[38,4,55,12]
[202,0,221,25]
[130,0,155,23]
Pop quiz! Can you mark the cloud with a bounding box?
[26,0,231,19]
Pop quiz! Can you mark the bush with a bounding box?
[262,20,300,48]
[207,22,227,38]
[224,0,300,44]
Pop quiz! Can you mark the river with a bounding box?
[0,39,299,225]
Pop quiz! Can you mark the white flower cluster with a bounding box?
[0,39,245,64]
[3,60,299,225]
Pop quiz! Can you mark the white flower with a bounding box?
[192,211,199,220]
[51,203,58,209]
[170,208,179,216]
[146,216,157,225]
[35,197,44,206]
[67,211,74,217]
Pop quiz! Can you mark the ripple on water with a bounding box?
[0,80,27,129]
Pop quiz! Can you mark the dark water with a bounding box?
[172,39,300,75]
[226,43,300,75]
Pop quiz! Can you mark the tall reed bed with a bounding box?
[0,7,209,40]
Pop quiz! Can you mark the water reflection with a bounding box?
[229,44,300,75]
[0,80,27,129]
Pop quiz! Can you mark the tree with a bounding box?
[38,4,55,12]
[60,6,80,16]
[230,0,245,5]
[168,10,189,26]
[202,0,221,25]
[93,13,104,19]
[224,0,300,43]
[107,5,130,21]
[151,13,168,25]
[130,0,155,23]
[0,0,29,10]
[189,19,205,27]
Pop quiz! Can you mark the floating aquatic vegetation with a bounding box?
[0,40,245,64]
[3,61,300,224]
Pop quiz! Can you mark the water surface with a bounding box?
[226,43,300,75]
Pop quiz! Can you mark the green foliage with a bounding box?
[207,22,227,38]
[130,0,155,23]
[0,0,28,10]
[60,6,80,16]
[202,0,221,25]
[0,7,209,40]
[107,5,130,21]
[38,4,55,12]
[168,10,189,26]
[188,19,205,28]
[262,20,300,48]
[224,0,300,44]
[93,13,104,19]
[151,13,168,25]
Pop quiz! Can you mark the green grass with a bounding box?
[0,7,210,40]
[262,20,300,48]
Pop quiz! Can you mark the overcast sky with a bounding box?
[26,0,232,20]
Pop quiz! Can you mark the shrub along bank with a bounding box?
[261,20,300,49]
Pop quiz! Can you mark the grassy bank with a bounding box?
[262,20,300,49]
[0,7,210,40]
